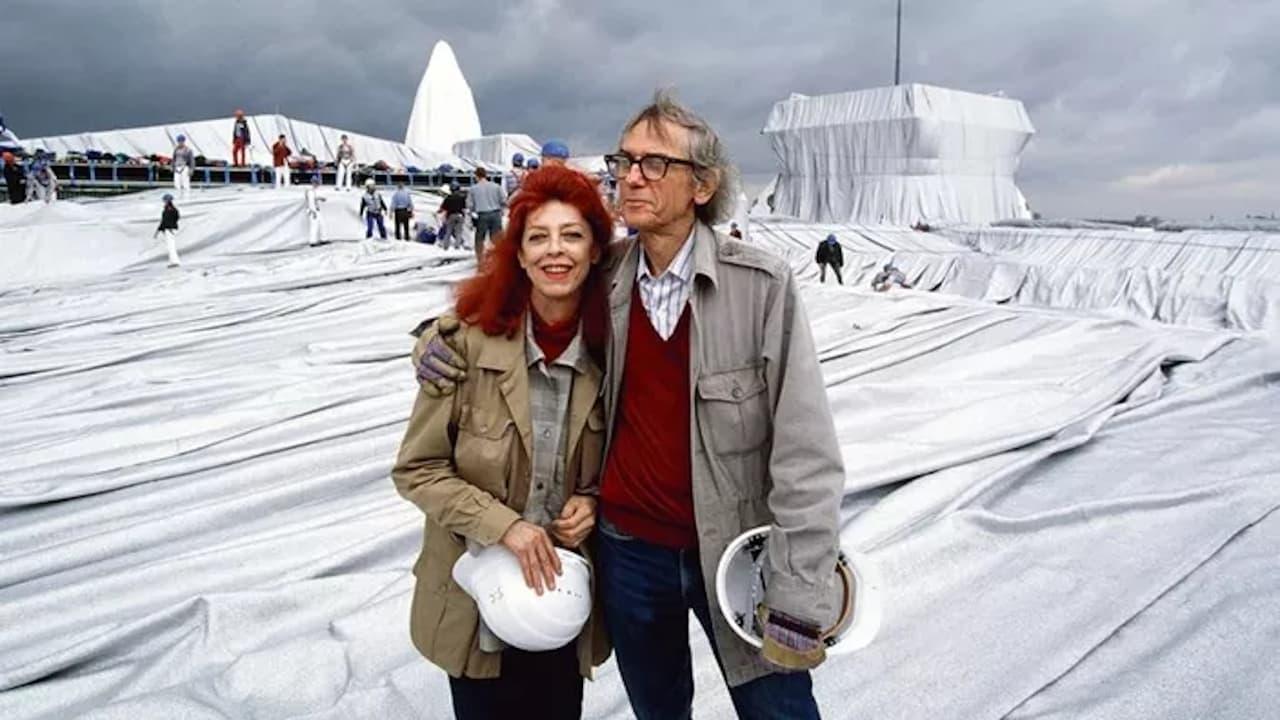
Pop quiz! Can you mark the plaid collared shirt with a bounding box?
[522,313,589,527]
[636,229,696,340]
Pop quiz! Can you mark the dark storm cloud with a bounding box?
[2,0,1277,218]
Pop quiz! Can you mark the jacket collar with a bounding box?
[608,220,720,305]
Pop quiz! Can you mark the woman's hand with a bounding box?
[550,495,597,549]
[499,520,561,595]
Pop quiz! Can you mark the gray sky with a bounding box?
[2,0,1277,220]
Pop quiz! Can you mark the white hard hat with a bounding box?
[452,544,592,652]
[364,178,375,187]
[714,525,881,656]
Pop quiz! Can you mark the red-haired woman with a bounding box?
[392,165,613,720]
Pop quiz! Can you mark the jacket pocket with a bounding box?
[455,404,516,501]
[696,366,770,456]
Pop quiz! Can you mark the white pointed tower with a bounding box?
[404,41,483,154]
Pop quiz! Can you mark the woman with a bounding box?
[392,165,614,720]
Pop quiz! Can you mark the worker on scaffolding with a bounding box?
[28,154,58,204]
[172,134,195,201]
[3,152,25,204]
[335,134,356,192]
[231,110,251,166]
[271,135,293,189]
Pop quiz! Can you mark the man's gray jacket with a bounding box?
[603,221,845,687]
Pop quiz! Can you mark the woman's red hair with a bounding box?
[454,165,614,365]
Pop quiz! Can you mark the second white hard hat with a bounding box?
[714,525,881,656]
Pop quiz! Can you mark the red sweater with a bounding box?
[600,286,696,548]
[531,310,578,363]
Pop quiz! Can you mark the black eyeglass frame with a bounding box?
[604,152,699,181]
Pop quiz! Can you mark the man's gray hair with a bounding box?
[621,89,739,226]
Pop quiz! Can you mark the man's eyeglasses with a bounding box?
[605,152,698,181]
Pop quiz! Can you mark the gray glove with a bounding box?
[414,315,469,397]
[758,607,827,672]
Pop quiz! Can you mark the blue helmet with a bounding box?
[512,152,525,167]
[176,134,186,143]
[825,233,837,243]
[163,193,174,202]
[540,139,570,159]
[450,182,460,192]
[527,158,541,169]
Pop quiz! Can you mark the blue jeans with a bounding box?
[597,521,821,720]
[364,213,386,239]
[448,643,582,720]
[474,210,502,265]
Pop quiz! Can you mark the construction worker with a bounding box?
[505,152,525,197]
[155,193,182,267]
[391,182,415,240]
[541,139,570,167]
[172,134,195,201]
[437,182,468,250]
[29,156,58,203]
[272,135,292,189]
[871,261,912,292]
[335,134,356,191]
[467,167,505,263]
[231,110,251,166]
[3,152,24,204]
[359,178,388,240]
[815,233,844,284]
[305,175,326,246]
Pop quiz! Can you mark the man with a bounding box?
[359,178,388,240]
[815,233,843,285]
[271,134,292,189]
[437,182,467,251]
[505,152,525,197]
[154,193,182,267]
[172,134,195,201]
[466,167,506,264]
[3,152,25,205]
[414,91,844,720]
[871,261,912,292]
[541,138,570,167]
[391,182,414,241]
[412,215,437,244]
[304,175,326,246]
[29,156,58,203]
[728,221,743,239]
[335,134,356,191]
[231,109,251,166]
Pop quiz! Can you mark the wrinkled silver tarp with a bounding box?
[2,192,1277,719]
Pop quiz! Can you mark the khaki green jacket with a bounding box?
[392,320,610,679]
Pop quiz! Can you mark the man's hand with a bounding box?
[550,494,597,549]
[499,520,562,595]
[759,607,827,671]
[414,315,468,397]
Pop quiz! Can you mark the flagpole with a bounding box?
[894,0,903,85]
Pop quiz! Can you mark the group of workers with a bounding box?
[3,150,59,204]
[815,232,913,291]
